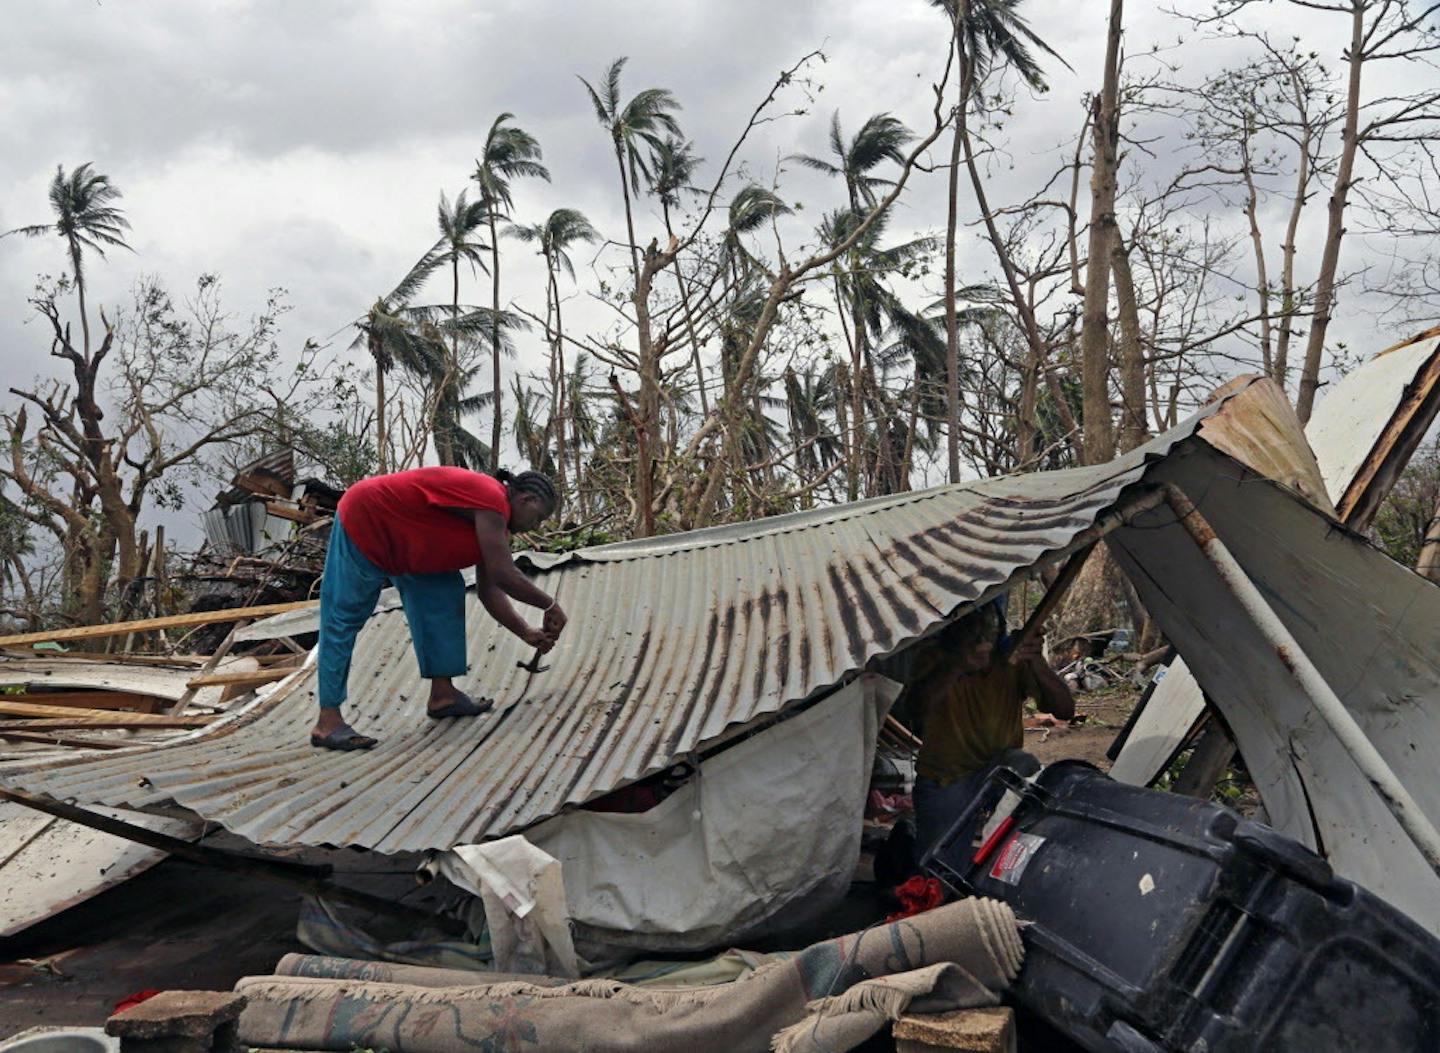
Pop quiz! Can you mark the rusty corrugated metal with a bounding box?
[0,408,1223,853]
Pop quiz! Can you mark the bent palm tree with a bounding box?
[790,112,913,211]
[647,137,710,414]
[509,208,600,493]
[929,0,1066,480]
[473,113,550,471]
[351,247,448,471]
[6,163,132,356]
[430,189,490,465]
[578,57,682,279]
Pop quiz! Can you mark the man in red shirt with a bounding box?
[311,466,566,750]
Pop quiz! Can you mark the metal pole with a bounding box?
[1162,483,1440,875]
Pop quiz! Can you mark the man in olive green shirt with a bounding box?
[909,602,1075,857]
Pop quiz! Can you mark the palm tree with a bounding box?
[578,57,682,280]
[565,352,602,514]
[649,136,703,223]
[819,207,938,495]
[793,116,913,495]
[351,248,448,471]
[5,163,131,356]
[790,113,913,211]
[783,365,841,505]
[509,208,600,494]
[430,189,490,465]
[722,185,791,276]
[425,305,530,470]
[929,0,1065,481]
[473,113,550,472]
[646,136,711,415]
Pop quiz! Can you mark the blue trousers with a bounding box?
[317,519,468,708]
[913,770,991,860]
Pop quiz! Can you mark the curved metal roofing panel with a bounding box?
[0,407,1221,854]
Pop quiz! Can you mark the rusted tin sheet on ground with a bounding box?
[0,409,1223,854]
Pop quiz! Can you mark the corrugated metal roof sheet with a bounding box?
[0,406,1224,854]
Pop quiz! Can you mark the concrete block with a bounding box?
[105,991,247,1053]
[894,1005,1016,1053]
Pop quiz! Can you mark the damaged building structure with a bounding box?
[1,329,1439,1051]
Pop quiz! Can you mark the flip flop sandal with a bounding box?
[310,727,379,751]
[427,692,494,719]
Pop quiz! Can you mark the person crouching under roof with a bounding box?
[309,465,565,751]
[909,600,1075,857]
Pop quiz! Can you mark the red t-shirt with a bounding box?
[337,467,510,575]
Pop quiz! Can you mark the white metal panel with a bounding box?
[0,800,201,937]
[1112,451,1440,933]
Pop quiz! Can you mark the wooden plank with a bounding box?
[1337,342,1440,528]
[1007,543,1094,662]
[185,667,296,689]
[0,730,133,750]
[264,501,317,524]
[0,650,209,666]
[0,601,318,649]
[0,691,163,713]
[0,700,212,726]
[3,717,209,731]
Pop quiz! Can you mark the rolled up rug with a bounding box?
[236,897,1022,1053]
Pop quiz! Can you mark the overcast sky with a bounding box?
[2,0,1431,540]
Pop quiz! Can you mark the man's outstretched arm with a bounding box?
[472,510,564,647]
[1013,635,1075,720]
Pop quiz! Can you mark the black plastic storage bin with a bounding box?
[922,759,1440,1052]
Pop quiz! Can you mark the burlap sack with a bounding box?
[237,897,1022,1053]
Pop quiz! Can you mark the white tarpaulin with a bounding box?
[504,673,900,955]
[437,835,581,978]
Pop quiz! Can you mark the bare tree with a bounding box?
[3,276,324,624]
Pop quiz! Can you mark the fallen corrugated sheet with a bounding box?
[0,405,1227,855]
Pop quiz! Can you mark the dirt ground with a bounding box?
[1024,680,1140,772]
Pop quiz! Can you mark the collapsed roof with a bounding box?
[0,402,1227,853]
[3,382,1438,934]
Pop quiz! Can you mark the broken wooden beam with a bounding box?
[264,500,319,524]
[185,667,298,690]
[0,600,319,649]
[0,730,134,750]
[0,700,213,726]
[0,691,164,713]
[1008,543,1094,662]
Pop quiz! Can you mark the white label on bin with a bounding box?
[989,831,1045,885]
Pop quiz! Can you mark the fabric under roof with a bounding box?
[0,407,1225,854]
